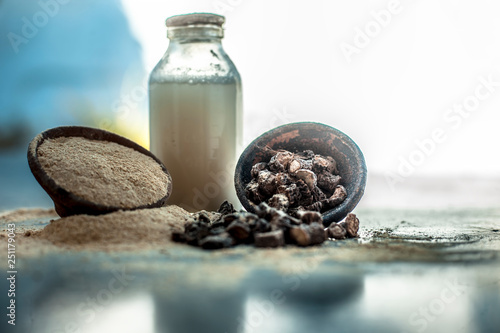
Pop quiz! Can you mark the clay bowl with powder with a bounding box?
[234,122,367,226]
[28,126,172,217]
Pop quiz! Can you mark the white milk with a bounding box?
[149,81,242,212]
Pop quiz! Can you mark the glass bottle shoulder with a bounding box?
[149,40,240,85]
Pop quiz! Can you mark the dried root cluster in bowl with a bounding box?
[245,148,347,216]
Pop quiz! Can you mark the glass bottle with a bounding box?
[149,13,242,212]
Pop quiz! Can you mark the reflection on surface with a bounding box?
[238,269,365,333]
[80,293,155,333]
[2,251,500,333]
[361,273,476,333]
[154,290,244,333]
[8,267,155,333]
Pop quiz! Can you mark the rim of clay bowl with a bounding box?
[234,122,367,226]
[27,126,172,217]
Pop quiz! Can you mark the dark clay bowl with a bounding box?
[28,126,172,217]
[235,122,367,226]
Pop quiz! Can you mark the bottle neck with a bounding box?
[167,25,223,43]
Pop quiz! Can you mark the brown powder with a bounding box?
[0,208,57,223]
[36,205,189,250]
[37,136,170,208]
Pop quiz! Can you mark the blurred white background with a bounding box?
[122,0,500,207]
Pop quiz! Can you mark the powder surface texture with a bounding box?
[38,205,189,248]
[37,136,170,208]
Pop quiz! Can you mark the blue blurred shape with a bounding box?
[0,0,144,209]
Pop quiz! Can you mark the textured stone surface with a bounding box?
[1,208,499,333]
